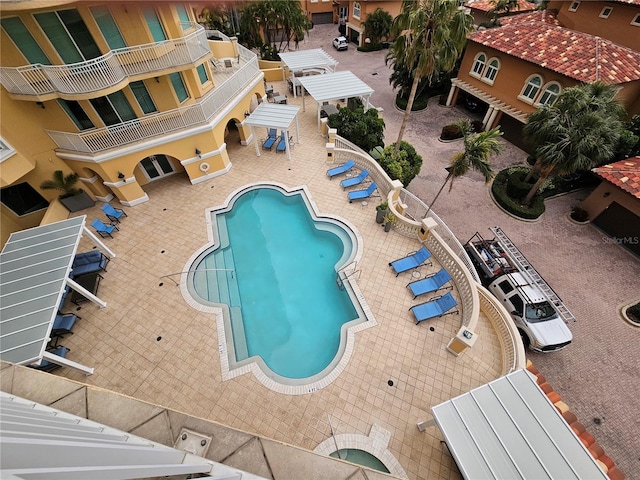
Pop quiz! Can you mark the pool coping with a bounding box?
[180,181,378,395]
[314,423,409,478]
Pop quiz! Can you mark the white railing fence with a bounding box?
[47,53,260,153]
[0,23,209,97]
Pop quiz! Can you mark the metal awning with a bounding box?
[297,71,374,129]
[431,369,607,479]
[279,49,338,97]
[243,103,301,160]
[0,216,114,375]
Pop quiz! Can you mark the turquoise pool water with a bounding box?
[330,449,390,473]
[191,186,359,379]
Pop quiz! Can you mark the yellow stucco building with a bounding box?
[1,1,265,246]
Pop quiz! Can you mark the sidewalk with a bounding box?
[302,23,640,476]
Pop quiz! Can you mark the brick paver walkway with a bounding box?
[303,24,639,476]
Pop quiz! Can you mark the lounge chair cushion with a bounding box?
[389,246,432,276]
[410,292,459,324]
[347,182,377,202]
[327,159,355,178]
[71,251,109,277]
[407,269,452,298]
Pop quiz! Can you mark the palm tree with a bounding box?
[521,82,626,205]
[387,0,472,155]
[239,0,311,53]
[426,122,503,216]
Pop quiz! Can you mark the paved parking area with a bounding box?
[303,23,640,476]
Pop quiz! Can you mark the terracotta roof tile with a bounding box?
[593,157,640,199]
[465,0,536,13]
[469,14,640,84]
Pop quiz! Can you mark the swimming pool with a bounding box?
[185,183,372,390]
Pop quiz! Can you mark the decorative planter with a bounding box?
[384,221,393,232]
[376,209,388,224]
[60,191,96,212]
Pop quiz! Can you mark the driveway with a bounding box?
[302,23,640,476]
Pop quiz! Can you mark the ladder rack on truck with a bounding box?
[488,226,577,324]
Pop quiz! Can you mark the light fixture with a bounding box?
[36,102,45,109]
[117,171,126,183]
[244,111,251,117]
[195,148,202,159]
[603,192,611,197]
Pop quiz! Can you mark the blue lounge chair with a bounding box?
[407,268,452,299]
[276,132,291,152]
[410,292,459,324]
[91,219,118,238]
[51,313,78,339]
[348,182,377,203]
[29,346,70,373]
[389,246,432,276]
[341,169,370,189]
[101,203,127,223]
[262,128,277,150]
[327,159,355,178]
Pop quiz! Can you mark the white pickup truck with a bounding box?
[464,228,573,352]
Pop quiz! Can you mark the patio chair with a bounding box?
[101,203,127,223]
[276,133,292,152]
[327,159,356,179]
[29,346,70,373]
[389,246,432,276]
[407,268,453,299]
[224,59,233,69]
[70,250,109,278]
[262,128,278,150]
[91,218,118,238]
[410,292,459,324]
[340,169,370,189]
[51,313,78,339]
[347,182,377,203]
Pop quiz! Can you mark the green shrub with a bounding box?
[327,107,385,153]
[492,168,545,219]
[440,124,463,141]
[357,43,384,52]
[628,303,640,324]
[376,141,423,187]
[395,92,429,111]
[507,168,538,200]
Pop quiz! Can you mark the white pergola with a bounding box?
[278,48,338,98]
[243,103,301,160]
[0,216,115,374]
[296,71,375,130]
[430,369,608,479]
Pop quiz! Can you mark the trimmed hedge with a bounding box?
[628,303,640,324]
[395,93,429,111]
[357,43,384,52]
[492,168,545,219]
[507,169,539,200]
[440,124,463,141]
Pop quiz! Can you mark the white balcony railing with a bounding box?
[46,50,260,153]
[0,23,210,97]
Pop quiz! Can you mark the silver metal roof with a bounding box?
[431,369,607,479]
[297,70,374,104]
[0,217,84,365]
[244,103,300,130]
[278,48,338,73]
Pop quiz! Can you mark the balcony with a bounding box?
[0,24,210,100]
[46,48,260,155]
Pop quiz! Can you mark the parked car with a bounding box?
[332,36,348,51]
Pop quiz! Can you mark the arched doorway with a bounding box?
[138,154,180,181]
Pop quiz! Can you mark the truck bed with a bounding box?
[464,232,517,282]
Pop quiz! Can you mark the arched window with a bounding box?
[482,58,500,84]
[353,2,361,19]
[519,75,543,103]
[537,82,561,106]
[470,53,486,78]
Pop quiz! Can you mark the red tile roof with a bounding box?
[465,0,537,13]
[469,13,640,84]
[593,157,640,199]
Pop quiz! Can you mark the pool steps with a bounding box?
[202,215,249,360]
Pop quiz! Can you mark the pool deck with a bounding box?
[45,84,507,479]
